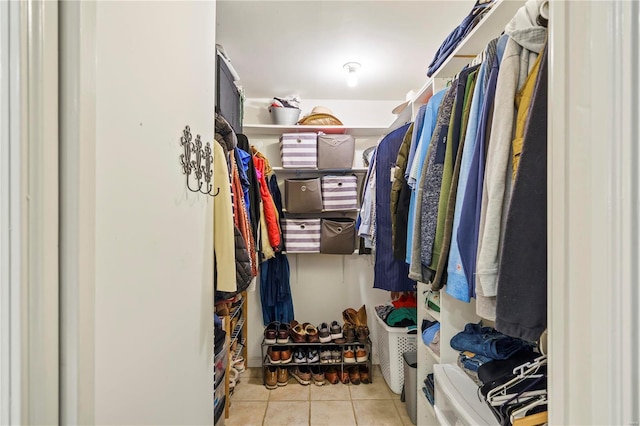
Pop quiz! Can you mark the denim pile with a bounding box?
[450,323,534,376]
[422,373,435,406]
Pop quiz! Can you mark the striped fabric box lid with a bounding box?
[282,218,321,253]
[279,133,318,169]
[321,175,358,211]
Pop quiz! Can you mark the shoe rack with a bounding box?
[224,292,248,419]
[260,338,372,385]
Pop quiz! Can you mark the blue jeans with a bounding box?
[450,323,532,360]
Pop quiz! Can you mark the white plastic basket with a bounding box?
[374,312,417,394]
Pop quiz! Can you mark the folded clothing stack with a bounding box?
[450,323,535,377]
[374,304,417,328]
[421,319,440,355]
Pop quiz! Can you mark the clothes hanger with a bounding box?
[486,355,547,403]
[510,395,548,422]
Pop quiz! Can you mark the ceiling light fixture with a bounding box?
[343,62,361,87]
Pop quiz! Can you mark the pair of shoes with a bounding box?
[293,347,320,364]
[267,346,292,364]
[343,305,370,343]
[318,347,340,364]
[343,323,356,343]
[264,322,292,344]
[291,366,312,385]
[320,321,345,343]
[265,366,290,388]
[290,321,320,343]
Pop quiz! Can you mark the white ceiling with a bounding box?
[216,0,474,101]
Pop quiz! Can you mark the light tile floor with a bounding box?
[225,365,413,426]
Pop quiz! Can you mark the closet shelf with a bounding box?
[242,124,387,137]
[423,341,441,363]
[409,0,525,107]
[272,166,368,173]
[420,389,435,413]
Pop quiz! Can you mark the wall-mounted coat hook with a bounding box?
[179,125,218,196]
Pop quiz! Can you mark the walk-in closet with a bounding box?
[5,0,634,425]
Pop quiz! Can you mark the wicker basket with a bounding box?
[297,113,343,126]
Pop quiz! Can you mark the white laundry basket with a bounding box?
[374,312,417,394]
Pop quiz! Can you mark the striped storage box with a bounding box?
[279,133,318,168]
[321,175,358,211]
[281,218,321,253]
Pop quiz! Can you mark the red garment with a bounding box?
[253,156,281,249]
[392,293,417,308]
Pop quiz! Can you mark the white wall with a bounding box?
[93,2,215,424]
[243,98,399,367]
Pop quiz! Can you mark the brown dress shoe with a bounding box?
[359,365,370,384]
[265,366,278,389]
[264,322,278,344]
[325,367,339,384]
[277,323,291,344]
[339,370,350,384]
[277,367,289,386]
[348,366,361,385]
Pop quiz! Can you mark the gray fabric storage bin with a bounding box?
[285,178,323,213]
[317,134,355,169]
[403,351,418,425]
[320,218,356,254]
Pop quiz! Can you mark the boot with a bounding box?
[342,308,358,327]
[356,305,370,343]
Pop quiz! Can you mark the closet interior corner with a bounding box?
[214,0,550,425]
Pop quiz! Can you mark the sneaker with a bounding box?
[355,345,368,363]
[267,346,281,364]
[330,348,342,364]
[319,347,332,364]
[330,321,343,340]
[293,348,307,364]
[310,366,325,386]
[318,322,332,343]
[291,366,311,385]
[264,322,278,344]
[277,323,291,344]
[277,367,289,386]
[343,346,356,364]
[305,323,320,343]
[280,346,293,364]
[307,348,320,364]
[265,366,278,389]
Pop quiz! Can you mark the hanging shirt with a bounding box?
[373,124,415,292]
[404,104,429,183]
[446,38,498,302]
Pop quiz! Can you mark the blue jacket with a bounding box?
[457,34,508,299]
[405,90,446,264]
[374,124,415,291]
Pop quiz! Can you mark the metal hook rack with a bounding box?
[179,125,219,196]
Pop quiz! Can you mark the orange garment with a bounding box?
[253,156,281,249]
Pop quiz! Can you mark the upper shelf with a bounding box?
[410,0,525,106]
[242,124,388,137]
